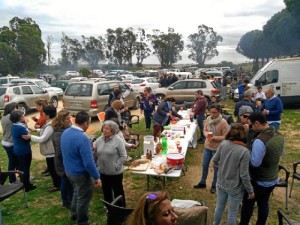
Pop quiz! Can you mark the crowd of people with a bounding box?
[1,75,286,225]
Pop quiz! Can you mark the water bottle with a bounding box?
[162,137,168,155]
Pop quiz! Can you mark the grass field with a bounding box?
[1,99,300,225]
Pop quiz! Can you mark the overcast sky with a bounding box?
[0,0,286,65]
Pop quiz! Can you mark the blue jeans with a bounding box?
[144,110,153,129]
[214,186,243,225]
[2,145,18,183]
[199,148,218,187]
[239,180,275,225]
[68,173,94,225]
[269,122,280,131]
[61,175,73,206]
[196,114,206,140]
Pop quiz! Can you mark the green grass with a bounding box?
[1,100,300,224]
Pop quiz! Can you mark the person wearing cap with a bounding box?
[32,99,48,129]
[237,79,249,100]
[238,105,259,151]
[234,90,255,121]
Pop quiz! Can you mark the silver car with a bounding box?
[63,80,140,117]
[153,79,220,103]
[11,78,64,96]
[0,84,59,115]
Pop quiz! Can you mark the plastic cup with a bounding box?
[207,132,213,141]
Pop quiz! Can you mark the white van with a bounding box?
[234,57,300,105]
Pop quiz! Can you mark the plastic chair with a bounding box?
[275,165,290,209]
[0,170,28,222]
[289,161,300,198]
[101,195,133,225]
[97,112,106,127]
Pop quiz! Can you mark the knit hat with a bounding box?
[35,99,49,106]
[239,105,253,116]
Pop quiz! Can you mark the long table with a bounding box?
[132,118,197,190]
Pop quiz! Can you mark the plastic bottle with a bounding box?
[162,137,168,155]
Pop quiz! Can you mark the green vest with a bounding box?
[250,127,284,182]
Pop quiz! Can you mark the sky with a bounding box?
[0,0,286,65]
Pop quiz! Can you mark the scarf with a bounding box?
[232,140,246,147]
[207,114,222,133]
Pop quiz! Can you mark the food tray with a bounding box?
[129,159,150,171]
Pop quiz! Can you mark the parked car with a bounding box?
[65,71,80,77]
[69,77,88,82]
[10,78,63,96]
[103,75,122,81]
[205,70,223,80]
[63,80,140,117]
[0,75,20,85]
[153,79,220,103]
[0,84,59,115]
[51,80,72,92]
[130,77,160,94]
[92,70,103,76]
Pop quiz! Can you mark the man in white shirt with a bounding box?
[254,86,266,101]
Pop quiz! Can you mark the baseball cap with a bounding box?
[239,105,253,116]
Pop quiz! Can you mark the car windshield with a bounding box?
[36,80,51,88]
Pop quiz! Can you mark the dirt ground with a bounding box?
[0,100,143,160]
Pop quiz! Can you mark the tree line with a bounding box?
[1,0,299,77]
[0,18,223,76]
[236,0,300,72]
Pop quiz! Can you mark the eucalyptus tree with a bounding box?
[0,26,19,75]
[6,17,46,72]
[134,28,151,66]
[46,35,53,67]
[187,24,223,66]
[150,28,184,67]
[81,35,106,68]
[105,27,137,66]
[60,32,83,68]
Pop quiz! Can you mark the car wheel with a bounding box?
[50,97,58,108]
[132,97,140,110]
[156,94,165,103]
[18,103,27,115]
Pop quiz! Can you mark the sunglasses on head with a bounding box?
[242,114,249,118]
[144,192,158,219]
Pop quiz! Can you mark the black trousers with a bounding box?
[17,152,32,189]
[46,157,61,188]
[100,173,126,207]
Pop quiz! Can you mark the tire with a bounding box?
[132,97,140,110]
[18,103,27,115]
[50,97,58,108]
[156,94,165,103]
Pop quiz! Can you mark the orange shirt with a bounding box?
[36,112,47,127]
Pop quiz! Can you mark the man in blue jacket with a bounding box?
[261,85,283,131]
[61,111,101,225]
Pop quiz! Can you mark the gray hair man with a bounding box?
[261,85,283,131]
